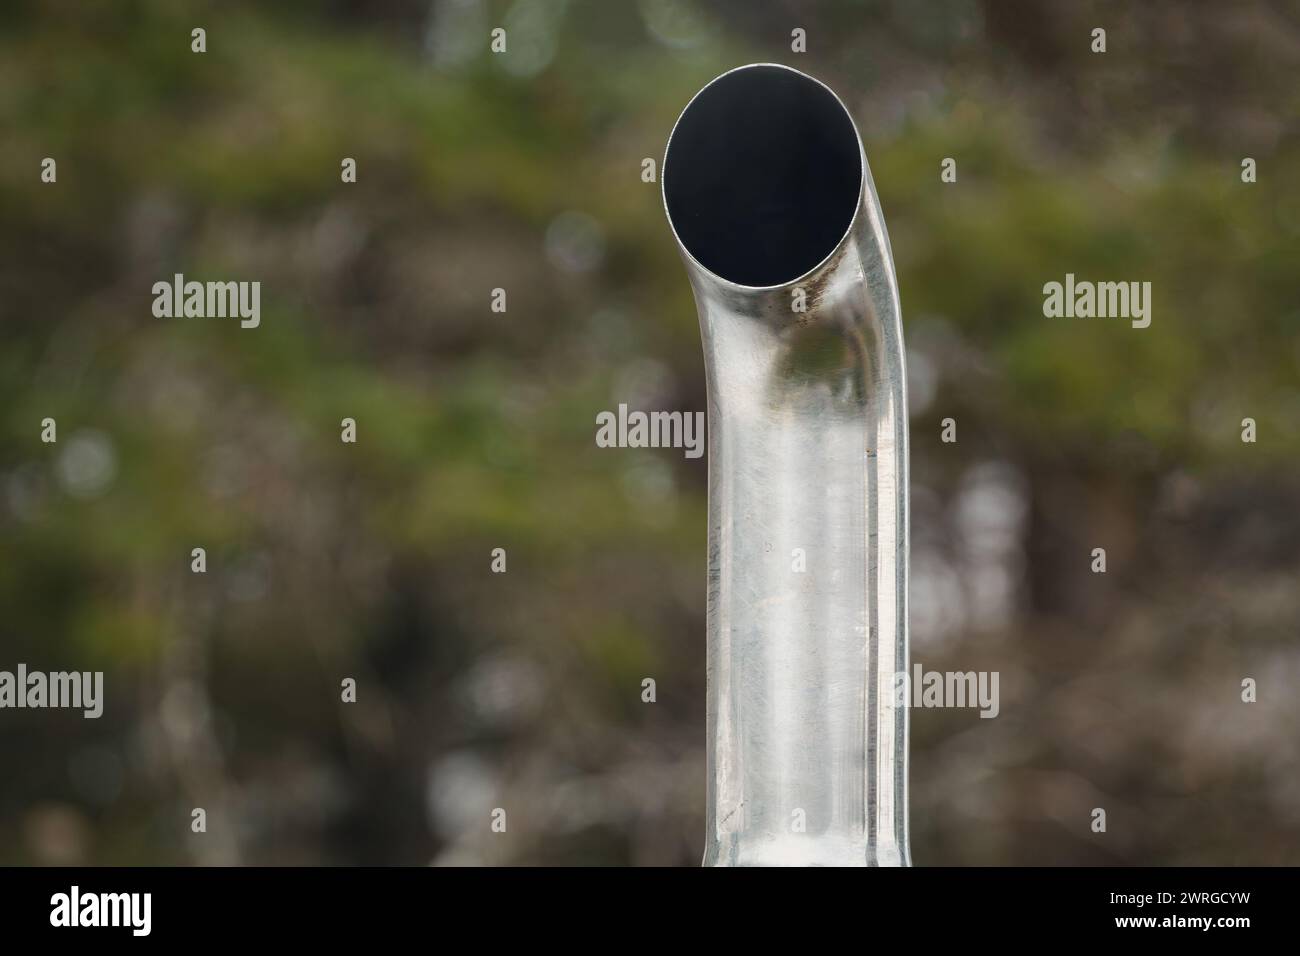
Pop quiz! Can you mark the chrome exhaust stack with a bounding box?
[663,64,910,866]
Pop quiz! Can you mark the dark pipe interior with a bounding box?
[664,66,862,288]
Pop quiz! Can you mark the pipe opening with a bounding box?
[663,65,863,288]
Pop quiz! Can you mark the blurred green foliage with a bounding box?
[1,0,1298,865]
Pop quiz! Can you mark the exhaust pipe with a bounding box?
[662,64,910,866]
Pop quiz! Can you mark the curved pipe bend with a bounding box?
[663,63,911,867]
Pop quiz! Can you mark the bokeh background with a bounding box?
[2,0,1299,866]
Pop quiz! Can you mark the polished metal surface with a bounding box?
[664,64,910,866]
